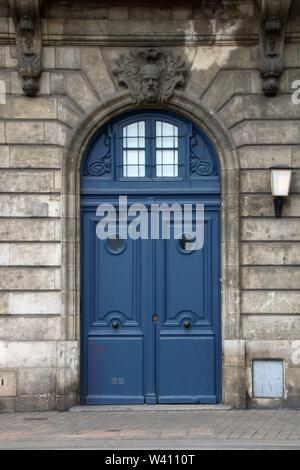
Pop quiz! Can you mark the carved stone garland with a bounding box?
[113,48,186,105]
[9,0,43,97]
[257,0,291,97]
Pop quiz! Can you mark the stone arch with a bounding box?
[62,90,243,406]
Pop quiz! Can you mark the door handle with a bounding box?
[112,320,120,329]
[152,314,158,323]
[183,319,191,329]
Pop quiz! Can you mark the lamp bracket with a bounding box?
[274,196,284,218]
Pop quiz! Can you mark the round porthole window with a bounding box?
[106,236,127,255]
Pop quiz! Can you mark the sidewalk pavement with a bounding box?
[0,406,300,449]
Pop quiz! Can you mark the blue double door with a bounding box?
[81,196,221,404]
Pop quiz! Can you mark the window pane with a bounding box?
[123,121,145,177]
[156,121,179,177]
[123,150,145,177]
[123,121,145,148]
[156,149,178,177]
[156,121,178,148]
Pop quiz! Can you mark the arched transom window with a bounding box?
[82,111,220,192]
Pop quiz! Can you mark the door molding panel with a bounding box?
[62,90,245,408]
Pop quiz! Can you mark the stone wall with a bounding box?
[0,0,299,410]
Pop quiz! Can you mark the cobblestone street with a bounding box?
[0,407,300,449]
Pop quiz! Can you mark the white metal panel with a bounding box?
[253,360,284,398]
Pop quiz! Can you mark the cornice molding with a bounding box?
[9,0,44,97]
[257,0,292,96]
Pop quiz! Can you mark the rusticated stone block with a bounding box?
[5,122,44,145]
[242,291,300,314]
[0,341,57,368]
[242,266,300,290]
[0,292,61,316]
[243,316,300,340]
[0,194,60,217]
[0,97,57,120]
[0,219,61,241]
[0,267,60,290]
[224,340,246,367]
[238,146,292,169]
[9,146,62,169]
[18,368,56,395]
[44,123,69,147]
[242,242,300,265]
[0,170,60,193]
[0,146,9,168]
[242,219,300,241]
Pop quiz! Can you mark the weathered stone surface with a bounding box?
[241,195,300,217]
[242,219,300,241]
[42,47,55,69]
[0,371,16,397]
[223,340,245,367]
[6,243,61,266]
[0,316,62,340]
[5,45,17,68]
[243,316,300,340]
[55,47,80,69]
[0,146,9,168]
[0,219,61,241]
[0,341,57,368]
[285,368,300,400]
[0,267,60,290]
[0,292,61,315]
[242,243,300,265]
[0,171,60,193]
[202,70,259,112]
[0,123,5,144]
[64,72,98,112]
[57,98,82,128]
[18,368,56,396]
[5,122,44,145]
[292,147,300,168]
[232,122,300,147]
[0,97,57,119]
[50,72,65,94]
[16,395,56,412]
[9,146,62,169]
[238,146,293,169]
[242,291,300,314]
[56,341,79,370]
[219,95,300,129]
[242,267,300,290]
[80,47,115,99]
[0,194,60,217]
[44,123,69,147]
[246,340,300,367]
[0,244,9,265]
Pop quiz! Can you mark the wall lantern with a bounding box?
[270,165,293,217]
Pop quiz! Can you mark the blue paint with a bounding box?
[81,110,221,404]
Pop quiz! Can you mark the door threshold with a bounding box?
[70,404,231,412]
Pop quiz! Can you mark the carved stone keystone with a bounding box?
[9,0,43,97]
[257,0,292,96]
[113,48,186,104]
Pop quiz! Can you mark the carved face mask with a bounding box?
[140,63,160,102]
